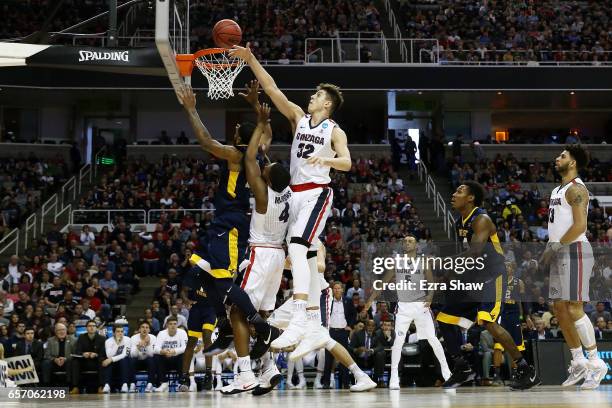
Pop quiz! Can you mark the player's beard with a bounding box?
[556,162,569,175]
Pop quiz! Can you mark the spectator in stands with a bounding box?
[71,319,106,394]
[373,301,393,327]
[43,276,65,314]
[101,324,131,393]
[80,298,96,321]
[480,329,495,383]
[80,225,96,245]
[346,278,365,302]
[99,270,118,305]
[15,326,43,380]
[350,319,387,387]
[0,307,7,326]
[163,304,188,330]
[529,319,554,341]
[144,308,161,335]
[1,291,14,318]
[594,317,608,340]
[590,302,611,324]
[536,221,549,241]
[7,255,21,285]
[142,243,160,277]
[43,322,76,386]
[46,253,64,277]
[153,316,187,392]
[130,320,156,392]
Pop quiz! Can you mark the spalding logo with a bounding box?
[78,50,129,62]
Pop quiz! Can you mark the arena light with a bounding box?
[98,156,115,165]
[495,131,509,142]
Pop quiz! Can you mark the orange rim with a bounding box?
[192,48,242,69]
[176,54,195,77]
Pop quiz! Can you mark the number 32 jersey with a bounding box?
[249,186,292,245]
[290,114,337,185]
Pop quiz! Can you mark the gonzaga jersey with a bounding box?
[396,256,427,303]
[290,115,337,185]
[548,177,589,242]
[249,187,292,245]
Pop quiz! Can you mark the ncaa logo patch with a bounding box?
[322,122,328,129]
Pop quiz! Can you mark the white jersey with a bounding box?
[290,114,337,185]
[105,336,130,362]
[129,333,156,360]
[249,187,292,245]
[396,256,427,303]
[548,177,589,242]
[154,329,188,355]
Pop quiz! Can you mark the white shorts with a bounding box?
[238,246,286,311]
[287,186,333,247]
[394,302,436,341]
[549,241,593,302]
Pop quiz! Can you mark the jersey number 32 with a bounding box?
[296,143,314,159]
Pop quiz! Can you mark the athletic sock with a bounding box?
[348,363,365,378]
[570,347,586,361]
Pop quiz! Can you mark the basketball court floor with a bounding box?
[6,386,612,408]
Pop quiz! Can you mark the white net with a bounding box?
[194,50,246,100]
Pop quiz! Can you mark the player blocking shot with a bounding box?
[230,43,352,350]
[365,234,451,389]
[220,101,291,395]
[540,145,607,389]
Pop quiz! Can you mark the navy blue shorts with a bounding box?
[495,305,524,351]
[191,211,249,279]
[187,301,217,338]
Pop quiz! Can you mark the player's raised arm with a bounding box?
[306,127,352,172]
[177,86,242,163]
[229,43,304,127]
[245,103,271,214]
[238,79,272,149]
[560,183,588,244]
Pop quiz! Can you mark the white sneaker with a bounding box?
[189,381,197,392]
[562,359,588,386]
[389,374,400,390]
[129,383,136,393]
[580,359,608,390]
[329,376,336,389]
[145,383,153,393]
[252,365,282,396]
[102,384,111,394]
[220,371,258,395]
[296,377,306,389]
[350,374,377,392]
[290,324,330,361]
[270,313,307,350]
[214,377,223,391]
[313,376,323,389]
[120,383,129,393]
[287,380,297,389]
[154,383,168,392]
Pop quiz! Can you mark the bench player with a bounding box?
[230,44,352,350]
[540,145,607,389]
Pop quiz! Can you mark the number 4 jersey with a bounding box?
[290,114,337,185]
[249,186,292,245]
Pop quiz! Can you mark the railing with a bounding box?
[40,195,59,237]
[148,208,215,224]
[71,209,147,228]
[24,213,38,247]
[305,37,388,63]
[79,164,92,195]
[94,146,107,178]
[0,228,20,256]
[383,0,408,62]
[61,176,77,209]
[417,160,455,240]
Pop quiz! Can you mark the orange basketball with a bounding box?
[212,19,242,48]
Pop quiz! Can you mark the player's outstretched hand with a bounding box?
[238,79,260,107]
[306,156,329,167]
[177,85,197,110]
[229,42,253,62]
[256,102,271,124]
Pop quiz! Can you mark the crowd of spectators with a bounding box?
[190,0,383,62]
[396,0,612,63]
[0,154,70,238]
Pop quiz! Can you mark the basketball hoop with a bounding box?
[176,48,245,100]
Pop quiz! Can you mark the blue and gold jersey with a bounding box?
[183,267,208,302]
[504,276,521,310]
[214,160,250,214]
[456,207,505,276]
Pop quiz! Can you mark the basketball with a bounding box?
[212,19,242,48]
